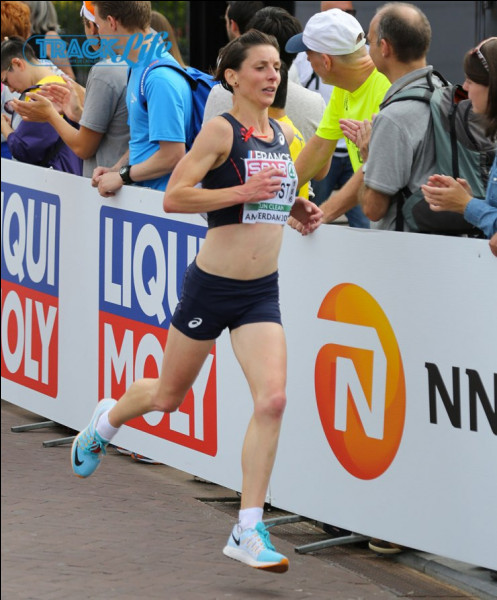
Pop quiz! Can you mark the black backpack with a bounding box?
[383,71,495,235]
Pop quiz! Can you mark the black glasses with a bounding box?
[1,63,13,85]
[471,37,497,73]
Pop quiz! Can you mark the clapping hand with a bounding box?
[339,116,374,162]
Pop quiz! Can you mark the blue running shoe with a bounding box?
[223,521,289,573]
[71,398,117,478]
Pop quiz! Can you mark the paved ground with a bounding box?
[2,399,495,600]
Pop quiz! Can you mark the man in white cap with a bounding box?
[285,7,390,226]
[292,1,370,230]
[13,0,130,178]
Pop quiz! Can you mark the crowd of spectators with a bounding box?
[1,0,494,248]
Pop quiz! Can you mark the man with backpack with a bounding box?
[358,3,441,231]
[360,2,492,234]
[90,1,193,195]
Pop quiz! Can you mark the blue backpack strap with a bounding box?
[135,58,216,149]
[137,57,192,107]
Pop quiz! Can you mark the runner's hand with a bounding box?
[241,167,284,203]
[289,197,323,235]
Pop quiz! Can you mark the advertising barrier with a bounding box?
[1,160,496,570]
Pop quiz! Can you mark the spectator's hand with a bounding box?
[37,83,69,115]
[97,171,123,198]
[241,166,284,202]
[289,197,323,235]
[39,78,83,123]
[426,175,473,196]
[60,73,86,107]
[339,119,358,143]
[355,119,372,162]
[421,175,472,213]
[1,113,13,137]
[92,166,111,188]
[490,232,497,258]
[455,177,473,196]
[339,116,374,162]
[11,93,55,122]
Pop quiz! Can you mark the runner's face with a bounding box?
[234,45,281,107]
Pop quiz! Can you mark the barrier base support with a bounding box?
[43,436,76,448]
[264,515,304,527]
[295,533,368,554]
[11,420,56,433]
[264,514,368,554]
[11,420,76,448]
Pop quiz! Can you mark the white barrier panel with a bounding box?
[1,160,496,570]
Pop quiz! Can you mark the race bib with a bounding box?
[242,158,297,224]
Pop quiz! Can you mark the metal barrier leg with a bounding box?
[11,420,76,448]
[43,436,76,448]
[263,513,368,554]
[11,421,56,433]
[295,533,368,554]
[264,515,304,527]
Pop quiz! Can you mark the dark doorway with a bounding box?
[190,1,295,72]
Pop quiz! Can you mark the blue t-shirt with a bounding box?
[127,52,193,190]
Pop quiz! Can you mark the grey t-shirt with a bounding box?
[364,66,443,231]
[79,59,130,177]
[202,80,326,143]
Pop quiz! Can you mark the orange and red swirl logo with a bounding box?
[315,283,406,479]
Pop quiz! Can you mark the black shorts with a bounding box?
[171,260,281,340]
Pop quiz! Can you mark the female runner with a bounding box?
[71,29,322,573]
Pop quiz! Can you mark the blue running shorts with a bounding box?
[171,260,281,340]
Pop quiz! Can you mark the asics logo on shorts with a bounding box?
[188,318,203,328]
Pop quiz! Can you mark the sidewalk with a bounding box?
[2,399,495,600]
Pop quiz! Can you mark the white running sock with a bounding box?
[96,410,119,442]
[239,507,264,530]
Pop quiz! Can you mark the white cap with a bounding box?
[285,8,366,56]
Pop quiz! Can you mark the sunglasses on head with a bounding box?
[471,37,497,73]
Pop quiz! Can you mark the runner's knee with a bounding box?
[254,391,286,421]
[149,383,186,414]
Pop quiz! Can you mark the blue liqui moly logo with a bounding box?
[98,207,218,456]
[1,183,60,397]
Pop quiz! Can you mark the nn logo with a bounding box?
[315,283,405,480]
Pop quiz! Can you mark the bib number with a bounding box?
[242,158,297,224]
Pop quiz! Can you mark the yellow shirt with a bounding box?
[316,68,390,172]
[277,114,309,199]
